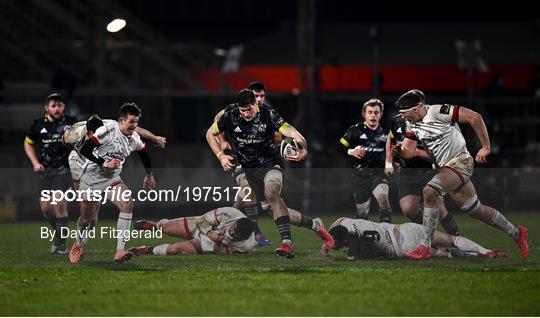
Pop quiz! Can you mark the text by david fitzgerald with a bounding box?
[41,227,162,241]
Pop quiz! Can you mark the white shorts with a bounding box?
[392,223,424,258]
[194,229,215,253]
[68,151,87,181]
[78,167,123,200]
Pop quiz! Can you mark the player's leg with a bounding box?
[131,239,202,256]
[406,168,462,260]
[437,197,459,235]
[372,180,391,223]
[400,195,423,223]
[70,200,98,263]
[234,171,269,246]
[432,229,504,258]
[448,181,528,259]
[260,168,294,258]
[107,181,136,263]
[287,208,334,254]
[352,177,371,219]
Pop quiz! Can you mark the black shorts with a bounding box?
[398,169,436,200]
[244,164,284,203]
[352,173,387,204]
[38,170,72,192]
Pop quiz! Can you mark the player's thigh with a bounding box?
[162,217,192,239]
[447,180,477,207]
[399,195,422,216]
[167,240,201,255]
[429,168,462,196]
[107,182,133,211]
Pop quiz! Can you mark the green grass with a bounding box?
[0,213,538,316]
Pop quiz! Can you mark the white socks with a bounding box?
[422,206,439,247]
[490,209,519,238]
[152,244,169,255]
[116,212,132,251]
[454,236,490,255]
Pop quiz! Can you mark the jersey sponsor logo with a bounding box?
[440,104,451,114]
[40,128,48,134]
[234,126,242,133]
[360,133,368,139]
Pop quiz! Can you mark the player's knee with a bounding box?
[460,195,481,217]
[119,199,134,212]
[400,203,418,219]
[373,184,389,205]
[264,184,281,203]
[423,185,441,205]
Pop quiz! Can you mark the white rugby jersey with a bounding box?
[330,217,397,259]
[64,119,116,153]
[198,207,257,253]
[405,104,469,167]
[85,121,146,176]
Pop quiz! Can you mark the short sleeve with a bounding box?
[132,132,146,152]
[25,120,39,145]
[339,125,357,148]
[215,112,231,134]
[268,108,288,133]
[431,104,460,123]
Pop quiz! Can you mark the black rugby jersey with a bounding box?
[25,115,78,170]
[389,114,432,171]
[215,106,288,168]
[339,122,387,173]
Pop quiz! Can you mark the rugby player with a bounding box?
[338,98,392,223]
[206,89,334,259]
[212,81,271,246]
[395,89,529,260]
[24,93,77,253]
[327,217,506,259]
[132,207,256,256]
[62,114,165,260]
[69,103,155,264]
[385,94,459,235]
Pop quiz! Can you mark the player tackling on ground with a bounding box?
[132,207,256,256]
[327,217,506,259]
[394,89,528,260]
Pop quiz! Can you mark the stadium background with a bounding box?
[0,0,539,220]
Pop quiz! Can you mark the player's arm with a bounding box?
[213,109,231,151]
[196,211,222,243]
[457,106,491,163]
[398,135,418,159]
[136,144,155,190]
[79,137,119,169]
[206,121,234,171]
[337,127,365,159]
[134,127,166,148]
[385,134,394,176]
[279,124,308,161]
[23,123,45,172]
[23,141,44,172]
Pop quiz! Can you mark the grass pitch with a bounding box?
[0,213,538,316]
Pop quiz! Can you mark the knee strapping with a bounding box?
[372,183,389,200]
[460,195,480,215]
[426,178,446,197]
[355,200,370,218]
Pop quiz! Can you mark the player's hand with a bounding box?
[390,144,401,157]
[33,163,45,173]
[143,173,156,190]
[103,159,121,170]
[152,136,166,148]
[475,146,490,164]
[286,147,308,162]
[219,154,235,171]
[384,161,394,177]
[207,231,223,243]
[220,141,232,151]
[348,146,366,159]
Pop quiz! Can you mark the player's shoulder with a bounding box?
[94,121,117,140]
[223,103,238,113]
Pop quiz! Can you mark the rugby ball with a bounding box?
[280,137,298,158]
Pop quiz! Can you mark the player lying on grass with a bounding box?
[325,217,506,259]
[130,207,257,256]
